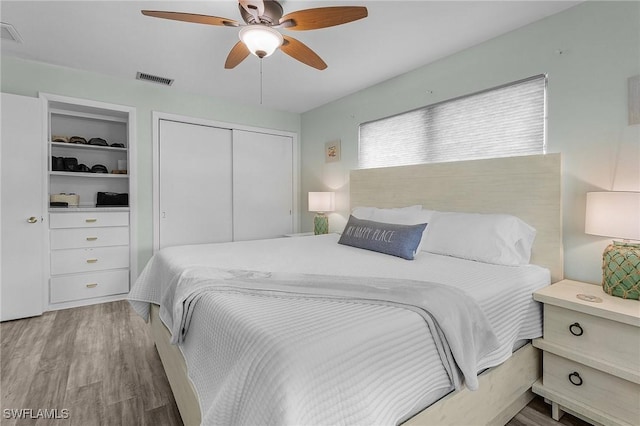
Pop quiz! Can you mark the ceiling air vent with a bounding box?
[136,72,174,86]
[1,22,23,43]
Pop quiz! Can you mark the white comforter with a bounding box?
[129,234,550,425]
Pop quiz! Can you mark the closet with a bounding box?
[42,93,136,310]
[232,129,294,242]
[158,120,233,248]
[156,117,296,250]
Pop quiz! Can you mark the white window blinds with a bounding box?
[359,75,546,169]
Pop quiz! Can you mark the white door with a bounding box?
[232,130,293,241]
[1,93,44,321]
[158,120,233,249]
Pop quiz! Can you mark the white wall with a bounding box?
[0,57,301,272]
[300,1,640,284]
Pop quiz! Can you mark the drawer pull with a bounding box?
[86,258,98,264]
[568,371,583,386]
[86,283,98,288]
[569,322,584,336]
[85,218,97,223]
[86,236,98,241]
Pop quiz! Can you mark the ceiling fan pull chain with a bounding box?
[260,58,263,105]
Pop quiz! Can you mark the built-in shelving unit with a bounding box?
[48,104,130,208]
[41,93,136,310]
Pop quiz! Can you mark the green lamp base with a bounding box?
[602,241,640,300]
[313,214,329,235]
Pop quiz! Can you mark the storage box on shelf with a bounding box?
[41,93,135,309]
[532,279,640,426]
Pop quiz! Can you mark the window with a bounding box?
[358,75,546,169]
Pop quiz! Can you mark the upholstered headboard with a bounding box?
[350,153,563,282]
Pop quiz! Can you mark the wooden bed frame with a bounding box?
[149,153,563,426]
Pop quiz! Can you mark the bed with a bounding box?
[129,153,562,426]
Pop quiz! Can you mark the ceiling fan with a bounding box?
[142,0,368,70]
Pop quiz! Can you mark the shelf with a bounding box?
[49,206,130,213]
[50,141,127,152]
[50,171,128,179]
[532,379,632,426]
[50,107,128,123]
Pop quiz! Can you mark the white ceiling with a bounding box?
[1,1,580,113]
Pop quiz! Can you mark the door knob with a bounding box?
[27,216,38,224]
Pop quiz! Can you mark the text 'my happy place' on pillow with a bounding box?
[422,212,537,266]
[338,215,428,260]
[351,205,434,251]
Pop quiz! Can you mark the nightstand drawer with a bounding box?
[50,227,129,249]
[544,304,640,368]
[542,352,640,425]
[50,269,129,303]
[51,246,129,275]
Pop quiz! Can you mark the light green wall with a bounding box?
[1,57,301,270]
[300,1,640,284]
[2,2,638,285]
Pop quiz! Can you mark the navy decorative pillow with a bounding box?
[338,215,428,260]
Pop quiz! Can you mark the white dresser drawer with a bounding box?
[51,226,129,249]
[50,211,129,229]
[50,269,129,303]
[544,304,640,368]
[51,246,129,275]
[543,352,640,425]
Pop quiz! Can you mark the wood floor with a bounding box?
[1,301,181,426]
[1,301,592,426]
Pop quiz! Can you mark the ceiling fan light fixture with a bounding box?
[239,25,283,58]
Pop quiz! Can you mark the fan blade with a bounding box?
[281,36,327,70]
[280,6,367,31]
[225,41,251,69]
[141,10,239,27]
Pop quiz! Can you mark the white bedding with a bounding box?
[129,234,550,425]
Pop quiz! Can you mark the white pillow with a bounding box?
[422,212,536,266]
[351,205,433,252]
[351,205,422,220]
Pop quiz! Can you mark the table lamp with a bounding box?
[585,191,640,299]
[308,192,335,235]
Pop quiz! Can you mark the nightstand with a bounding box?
[532,279,640,426]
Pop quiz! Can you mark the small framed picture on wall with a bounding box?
[325,140,341,163]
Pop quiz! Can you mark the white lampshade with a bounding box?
[239,25,283,58]
[308,192,335,213]
[585,191,640,240]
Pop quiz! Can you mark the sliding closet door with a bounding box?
[232,130,293,241]
[158,120,233,249]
